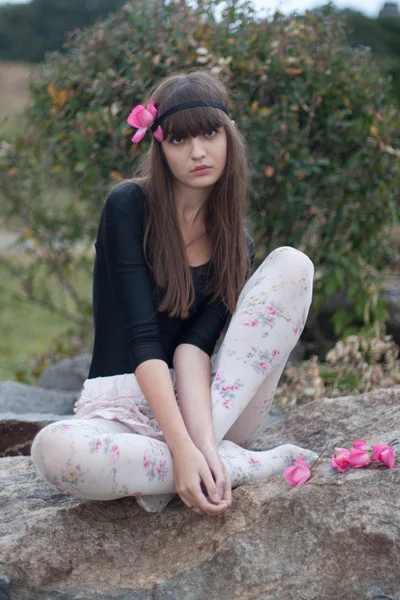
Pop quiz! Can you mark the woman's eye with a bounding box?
[205,129,218,137]
[170,136,184,145]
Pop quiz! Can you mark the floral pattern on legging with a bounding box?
[212,372,245,410]
[143,439,170,482]
[218,440,318,488]
[30,247,316,503]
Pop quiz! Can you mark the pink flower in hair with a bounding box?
[127,98,163,143]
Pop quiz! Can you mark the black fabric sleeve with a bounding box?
[179,233,257,357]
[101,183,168,371]
[180,299,230,357]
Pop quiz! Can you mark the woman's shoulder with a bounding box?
[105,180,147,217]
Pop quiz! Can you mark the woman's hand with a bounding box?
[172,441,229,516]
[199,443,232,513]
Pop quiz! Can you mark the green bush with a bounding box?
[1,0,400,355]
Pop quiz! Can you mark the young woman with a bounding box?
[31,70,317,516]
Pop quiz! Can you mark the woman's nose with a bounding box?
[189,137,206,157]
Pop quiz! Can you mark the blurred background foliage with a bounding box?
[0,0,127,63]
[0,0,399,385]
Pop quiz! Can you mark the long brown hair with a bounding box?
[115,70,251,319]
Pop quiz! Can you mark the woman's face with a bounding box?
[161,126,227,192]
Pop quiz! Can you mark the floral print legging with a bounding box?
[31,247,317,508]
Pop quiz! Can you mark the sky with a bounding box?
[254,0,384,18]
[0,0,387,18]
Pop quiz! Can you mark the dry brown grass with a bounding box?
[0,61,31,120]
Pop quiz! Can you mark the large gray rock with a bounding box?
[0,412,66,457]
[251,385,400,452]
[0,381,78,414]
[319,286,400,345]
[381,285,400,341]
[1,387,400,599]
[37,354,91,391]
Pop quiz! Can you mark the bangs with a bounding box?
[163,106,226,141]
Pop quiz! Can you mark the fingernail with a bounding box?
[218,488,224,498]
[211,493,220,502]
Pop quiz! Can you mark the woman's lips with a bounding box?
[191,166,212,174]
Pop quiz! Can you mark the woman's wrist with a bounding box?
[168,435,196,457]
[194,436,219,454]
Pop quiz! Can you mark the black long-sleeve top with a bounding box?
[88,182,256,379]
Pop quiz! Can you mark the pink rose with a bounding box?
[349,446,371,468]
[126,98,163,143]
[372,444,396,469]
[283,457,311,486]
[352,439,368,451]
[345,439,371,468]
[330,448,351,472]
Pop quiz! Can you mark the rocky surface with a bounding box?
[319,287,400,345]
[0,412,65,457]
[1,387,399,599]
[0,381,78,415]
[382,285,400,341]
[37,354,91,391]
[252,385,400,453]
[0,381,78,456]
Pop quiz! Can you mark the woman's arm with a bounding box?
[137,358,228,515]
[173,343,232,509]
[135,358,194,455]
[173,344,216,452]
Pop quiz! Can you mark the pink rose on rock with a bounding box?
[349,440,371,468]
[283,439,397,487]
[330,448,351,472]
[283,457,311,486]
[330,439,398,473]
[372,444,396,469]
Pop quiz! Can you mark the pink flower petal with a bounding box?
[127,105,155,128]
[330,447,351,472]
[353,440,368,451]
[330,457,348,473]
[132,128,147,143]
[294,470,311,486]
[372,444,396,468]
[127,105,144,128]
[153,125,163,142]
[283,457,311,486]
[349,447,371,468]
[147,98,158,119]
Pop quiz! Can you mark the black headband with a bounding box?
[150,100,229,132]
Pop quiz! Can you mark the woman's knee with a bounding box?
[32,421,65,463]
[31,420,85,486]
[268,246,314,275]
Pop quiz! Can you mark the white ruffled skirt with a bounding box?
[72,356,219,442]
[72,372,171,441]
